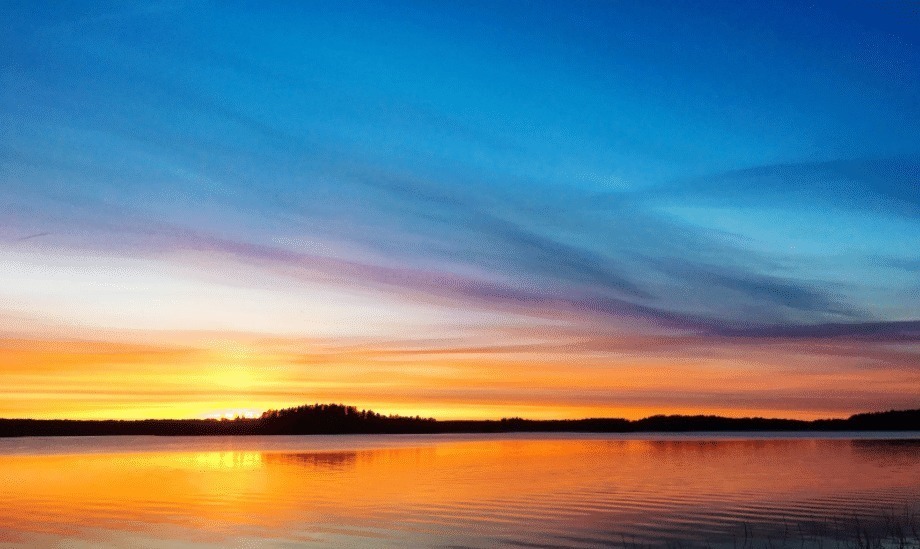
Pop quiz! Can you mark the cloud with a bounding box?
[645,156,920,217]
[883,256,920,272]
[13,232,51,242]
[641,256,860,319]
[710,320,920,341]
[130,225,914,341]
[3,149,901,339]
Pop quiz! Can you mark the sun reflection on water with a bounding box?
[0,436,918,548]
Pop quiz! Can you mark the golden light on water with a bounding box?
[2,436,919,547]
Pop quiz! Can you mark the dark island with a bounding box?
[0,404,918,437]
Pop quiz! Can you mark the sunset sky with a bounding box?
[2,1,918,420]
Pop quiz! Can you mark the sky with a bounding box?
[1,0,918,420]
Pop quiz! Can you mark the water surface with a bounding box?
[1,433,918,548]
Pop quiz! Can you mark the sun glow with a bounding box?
[0,331,916,421]
[202,408,263,420]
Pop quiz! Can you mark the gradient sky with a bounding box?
[1,1,918,420]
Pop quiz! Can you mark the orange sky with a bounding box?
[1,318,917,420]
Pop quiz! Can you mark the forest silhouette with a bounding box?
[0,404,917,437]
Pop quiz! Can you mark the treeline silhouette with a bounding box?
[0,404,917,437]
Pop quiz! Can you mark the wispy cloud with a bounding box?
[646,157,920,217]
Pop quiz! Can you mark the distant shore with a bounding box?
[1,404,918,437]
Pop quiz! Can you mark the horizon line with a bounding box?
[2,404,916,424]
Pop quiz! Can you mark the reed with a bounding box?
[725,509,920,549]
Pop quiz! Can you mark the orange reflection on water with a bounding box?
[1,435,919,547]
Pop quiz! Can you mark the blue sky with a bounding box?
[1,1,918,418]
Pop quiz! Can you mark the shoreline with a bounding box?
[1,404,917,438]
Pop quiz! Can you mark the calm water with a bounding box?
[1,433,919,548]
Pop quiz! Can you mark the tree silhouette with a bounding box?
[0,404,916,437]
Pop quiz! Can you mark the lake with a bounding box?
[1,433,919,548]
